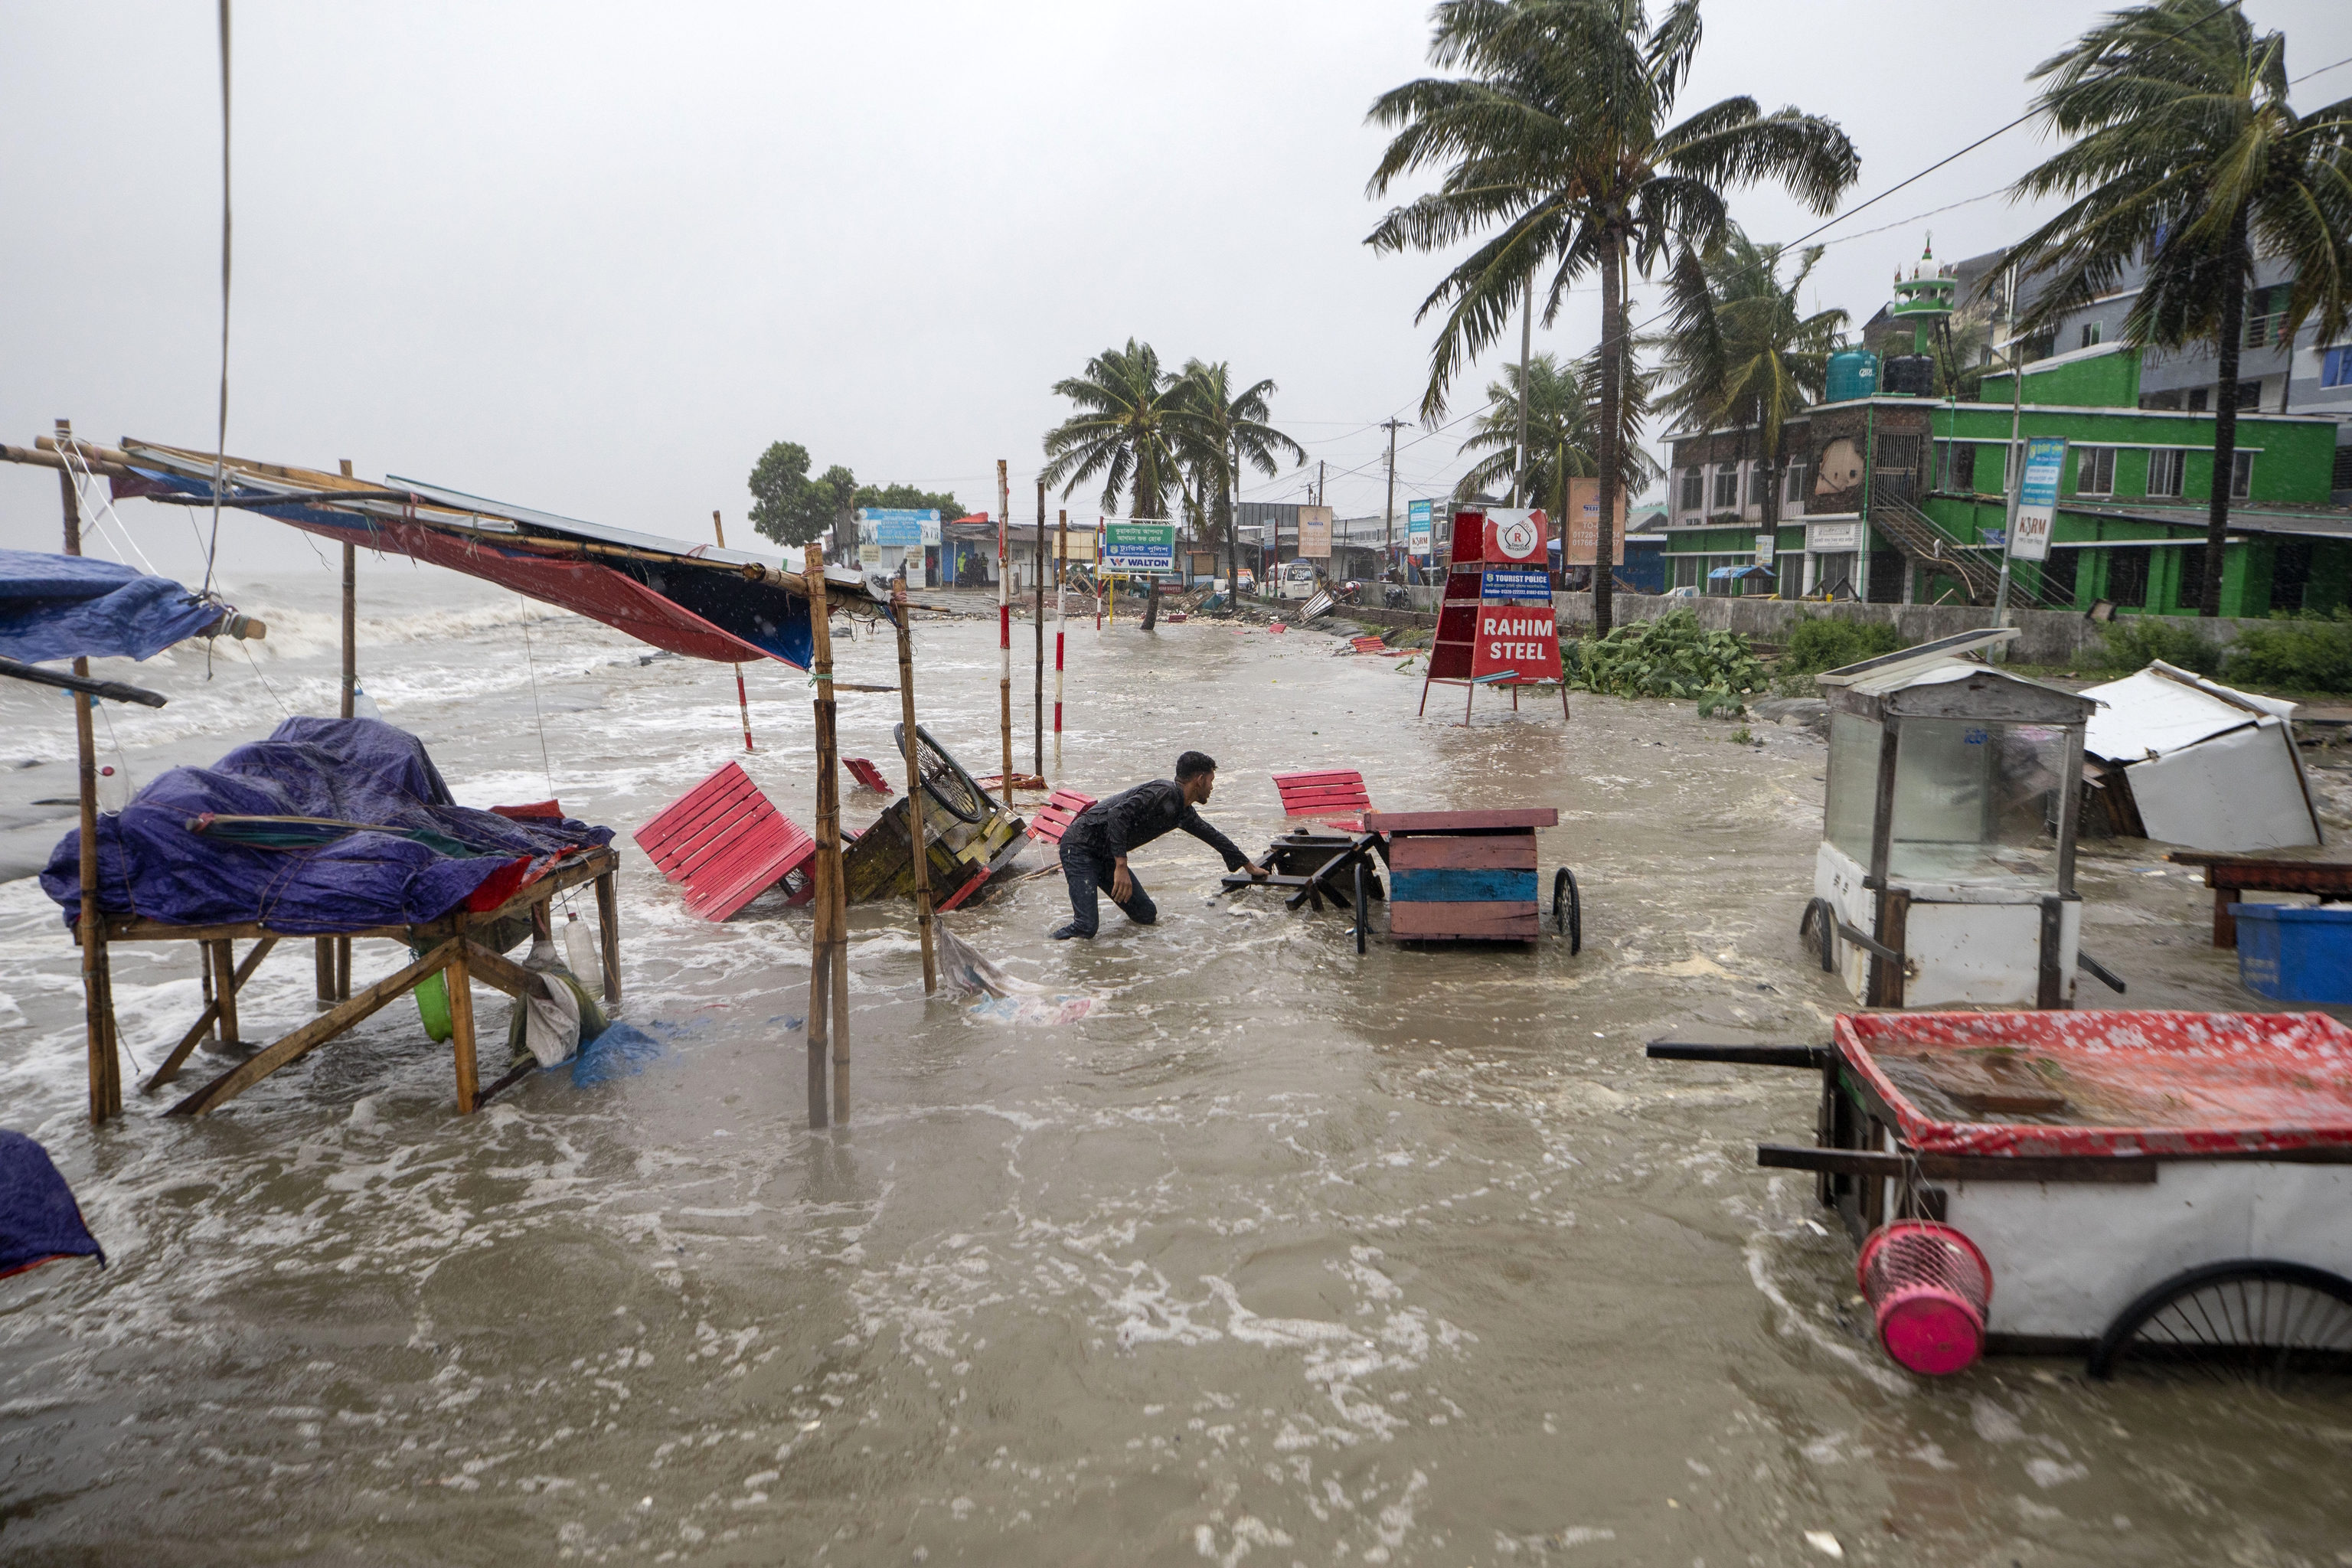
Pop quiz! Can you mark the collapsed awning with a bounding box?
[0,548,224,665]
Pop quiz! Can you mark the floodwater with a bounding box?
[2,567,2348,1566]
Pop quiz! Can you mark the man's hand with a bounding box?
[1243,860,1269,880]
[1112,858,1132,903]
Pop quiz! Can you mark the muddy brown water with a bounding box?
[2,574,2348,1565]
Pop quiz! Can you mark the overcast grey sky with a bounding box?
[6,0,2350,580]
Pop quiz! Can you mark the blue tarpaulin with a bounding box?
[0,1131,103,1281]
[0,549,222,664]
[41,717,614,933]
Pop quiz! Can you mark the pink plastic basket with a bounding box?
[1856,1221,1993,1376]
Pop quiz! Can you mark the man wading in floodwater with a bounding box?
[1050,751,1267,939]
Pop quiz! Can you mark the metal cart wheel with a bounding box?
[1799,897,1838,973]
[2088,1259,2352,1383]
[1354,859,1369,955]
[1553,867,1580,956]
[893,722,991,823]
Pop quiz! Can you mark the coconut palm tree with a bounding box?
[1040,340,1187,519]
[2001,0,2352,615]
[1452,351,1659,524]
[1364,0,1858,633]
[1652,230,1847,531]
[1172,360,1308,593]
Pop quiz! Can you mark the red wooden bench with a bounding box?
[1025,789,1097,851]
[1273,769,1372,831]
[633,761,818,920]
[844,756,893,794]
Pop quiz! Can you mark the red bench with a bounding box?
[634,761,818,920]
[1351,635,1391,655]
[844,756,893,795]
[1026,789,1098,850]
[1273,769,1373,831]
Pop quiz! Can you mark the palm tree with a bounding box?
[1365,0,1859,634]
[2001,0,2352,616]
[1652,230,1846,534]
[1040,340,1187,519]
[1172,360,1308,594]
[1452,351,1660,522]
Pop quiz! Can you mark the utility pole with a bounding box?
[1316,459,1325,509]
[1380,418,1404,572]
[1514,270,1534,506]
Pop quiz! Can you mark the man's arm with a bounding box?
[1178,805,1261,876]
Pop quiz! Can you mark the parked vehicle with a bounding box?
[1276,560,1322,601]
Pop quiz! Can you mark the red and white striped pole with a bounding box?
[996,459,1011,792]
[1054,509,1067,772]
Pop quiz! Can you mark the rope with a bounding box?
[237,635,289,717]
[517,596,556,799]
[202,0,231,603]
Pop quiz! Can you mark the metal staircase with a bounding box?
[1867,495,2004,606]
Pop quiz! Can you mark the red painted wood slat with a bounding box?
[1364,808,1558,832]
[1387,900,1540,939]
[1387,835,1538,871]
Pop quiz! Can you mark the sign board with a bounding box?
[1407,498,1434,557]
[1562,480,1625,567]
[1808,521,1862,552]
[1053,530,1098,563]
[1471,603,1561,684]
[857,508,940,547]
[1481,508,1547,565]
[2009,437,2066,563]
[1298,506,1333,558]
[858,543,883,569]
[1754,532,1775,568]
[903,544,927,590]
[1101,522,1176,573]
[1481,567,1553,602]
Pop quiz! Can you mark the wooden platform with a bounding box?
[2167,848,2352,949]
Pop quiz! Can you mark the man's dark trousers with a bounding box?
[1054,844,1156,939]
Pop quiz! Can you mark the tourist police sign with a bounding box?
[1101,521,1176,573]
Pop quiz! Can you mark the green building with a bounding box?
[1661,338,2347,617]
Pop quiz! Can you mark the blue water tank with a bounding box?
[1826,349,1880,403]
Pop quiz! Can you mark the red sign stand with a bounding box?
[1419,509,1570,724]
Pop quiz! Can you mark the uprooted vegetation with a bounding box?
[1772,616,1909,695]
[1561,609,1766,714]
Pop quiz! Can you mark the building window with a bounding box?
[2148,449,2186,498]
[2233,380,2265,411]
[1784,462,1806,502]
[2232,450,2254,498]
[2187,387,2211,411]
[2106,547,2153,607]
[2272,539,2313,613]
[2079,321,2105,349]
[2140,390,2183,410]
[1747,466,1771,507]
[2324,346,2352,389]
[1935,442,1977,492]
[1712,465,1739,510]
[1673,556,1699,590]
[1680,466,1704,512]
[2243,284,2290,347]
[2181,545,2210,606]
[2038,549,2079,607]
[2335,447,2352,491]
[2076,446,2117,495]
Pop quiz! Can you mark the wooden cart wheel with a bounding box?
[1799,897,1838,973]
[1553,867,1580,956]
[1354,859,1369,955]
[893,722,991,823]
[2088,1259,2352,1383]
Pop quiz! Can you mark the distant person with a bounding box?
[1050,751,1266,940]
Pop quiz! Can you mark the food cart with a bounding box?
[1797,628,2122,1010]
[1650,1011,2352,1381]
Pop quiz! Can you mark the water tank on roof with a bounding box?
[1827,349,1879,403]
[1884,354,1936,397]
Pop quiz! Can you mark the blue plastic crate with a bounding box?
[2234,902,2352,1005]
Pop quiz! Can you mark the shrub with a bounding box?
[1563,609,1766,710]
[2091,616,2226,677]
[1773,616,1906,695]
[2223,608,2352,694]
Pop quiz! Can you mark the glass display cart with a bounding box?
[1799,629,2121,1008]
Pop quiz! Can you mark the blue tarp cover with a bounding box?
[0,549,222,664]
[0,1130,103,1280]
[41,717,614,933]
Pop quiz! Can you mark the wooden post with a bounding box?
[893,585,937,993]
[60,418,121,1124]
[338,460,358,720]
[998,459,1012,798]
[804,544,843,1128]
[594,866,622,1007]
[715,510,753,752]
[1034,482,1046,781]
[210,939,240,1045]
[447,936,479,1112]
[1054,511,1067,775]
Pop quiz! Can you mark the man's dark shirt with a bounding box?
[1061,779,1248,871]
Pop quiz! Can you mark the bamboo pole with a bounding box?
[1054,511,1067,775]
[323,459,358,1007]
[59,419,121,1125]
[714,510,754,751]
[803,544,841,1129]
[997,459,1011,797]
[892,585,937,994]
[1034,482,1045,781]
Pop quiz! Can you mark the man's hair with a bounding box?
[1174,750,1217,782]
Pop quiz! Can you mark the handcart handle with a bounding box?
[1646,1042,1828,1070]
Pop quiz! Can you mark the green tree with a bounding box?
[1172,360,1308,593]
[854,481,968,519]
[747,442,859,548]
[1652,229,1846,531]
[1040,340,1191,519]
[2001,0,2352,615]
[1364,0,1859,633]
